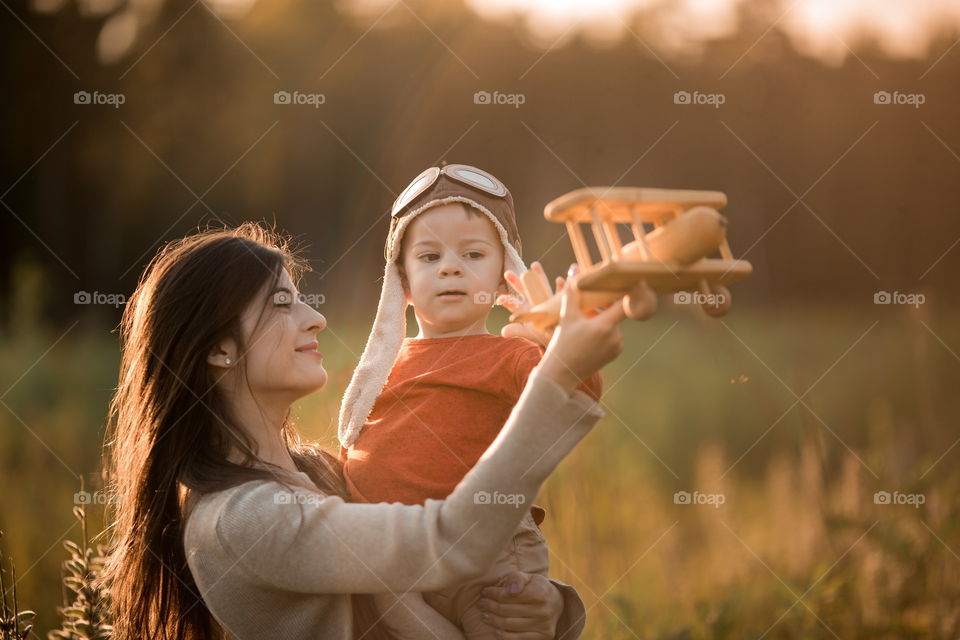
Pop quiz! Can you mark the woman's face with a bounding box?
[230,268,328,403]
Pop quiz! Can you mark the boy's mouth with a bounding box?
[437,289,467,300]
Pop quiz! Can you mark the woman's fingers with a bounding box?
[598,295,628,326]
[558,266,584,323]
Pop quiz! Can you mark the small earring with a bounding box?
[224,357,232,365]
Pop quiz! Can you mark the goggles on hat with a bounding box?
[391,164,508,218]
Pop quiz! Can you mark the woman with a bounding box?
[101,223,625,639]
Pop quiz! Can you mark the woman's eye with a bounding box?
[420,253,439,262]
[465,251,485,259]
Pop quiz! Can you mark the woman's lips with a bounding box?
[437,291,467,301]
[296,341,323,357]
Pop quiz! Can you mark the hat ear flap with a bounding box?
[338,262,408,447]
[396,263,412,301]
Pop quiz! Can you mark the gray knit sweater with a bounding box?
[184,367,603,639]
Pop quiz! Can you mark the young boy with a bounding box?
[338,164,602,638]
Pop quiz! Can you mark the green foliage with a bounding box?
[1,535,36,640]
[47,503,112,640]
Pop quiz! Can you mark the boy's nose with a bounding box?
[439,262,463,277]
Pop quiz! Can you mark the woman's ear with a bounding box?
[208,339,238,369]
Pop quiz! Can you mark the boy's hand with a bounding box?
[498,262,564,348]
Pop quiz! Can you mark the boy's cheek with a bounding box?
[397,266,413,302]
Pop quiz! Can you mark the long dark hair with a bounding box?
[101,222,393,640]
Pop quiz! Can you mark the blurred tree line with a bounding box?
[1,0,958,329]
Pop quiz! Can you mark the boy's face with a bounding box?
[400,202,507,338]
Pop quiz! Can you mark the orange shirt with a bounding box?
[341,334,603,507]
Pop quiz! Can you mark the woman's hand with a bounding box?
[536,265,625,395]
[477,571,564,639]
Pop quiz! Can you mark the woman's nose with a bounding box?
[306,309,326,333]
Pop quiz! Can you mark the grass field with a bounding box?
[2,294,958,638]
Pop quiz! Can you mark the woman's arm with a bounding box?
[205,367,603,594]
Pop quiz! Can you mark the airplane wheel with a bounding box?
[701,284,732,317]
[624,283,657,320]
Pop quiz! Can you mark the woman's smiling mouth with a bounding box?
[295,341,323,357]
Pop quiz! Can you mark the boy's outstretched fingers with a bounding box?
[496,293,522,314]
[500,270,528,314]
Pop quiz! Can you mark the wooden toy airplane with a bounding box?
[510,187,753,331]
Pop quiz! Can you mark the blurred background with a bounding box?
[1,0,959,637]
